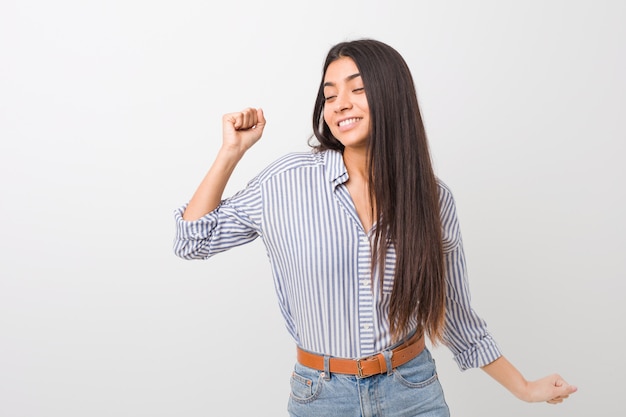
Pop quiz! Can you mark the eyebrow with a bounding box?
[323,73,361,88]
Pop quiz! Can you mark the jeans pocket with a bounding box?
[289,365,324,403]
[392,349,440,389]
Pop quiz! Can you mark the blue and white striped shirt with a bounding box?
[173,149,502,370]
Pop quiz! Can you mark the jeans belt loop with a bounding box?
[383,349,394,376]
[323,355,331,380]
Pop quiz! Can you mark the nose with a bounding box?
[334,90,352,113]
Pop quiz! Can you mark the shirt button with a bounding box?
[363,324,371,330]
[361,279,370,287]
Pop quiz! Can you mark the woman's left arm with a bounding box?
[481,356,578,404]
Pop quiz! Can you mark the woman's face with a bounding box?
[322,57,370,150]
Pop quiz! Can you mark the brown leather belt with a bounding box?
[296,332,425,378]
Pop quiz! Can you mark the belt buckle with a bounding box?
[356,358,364,378]
[356,356,376,378]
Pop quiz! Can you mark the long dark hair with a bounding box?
[311,39,446,343]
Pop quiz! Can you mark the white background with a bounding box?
[1,1,624,416]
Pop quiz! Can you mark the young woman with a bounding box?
[174,39,576,416]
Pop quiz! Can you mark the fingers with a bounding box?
[547,375,577,405]
[547,392,571,404]
[227,107,264,131]
[555,376,578,394]
[547,392,572,404]
[221,107,266,152]
[255,108,266,129]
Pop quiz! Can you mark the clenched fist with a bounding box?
[221,107,266,155]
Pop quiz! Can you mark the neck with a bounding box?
[342,147,369,182]
[342,147,375,232]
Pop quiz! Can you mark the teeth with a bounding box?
[339,118,359,127]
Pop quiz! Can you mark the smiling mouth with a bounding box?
[338,118,361,127]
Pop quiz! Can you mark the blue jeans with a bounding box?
[288,348,450,417]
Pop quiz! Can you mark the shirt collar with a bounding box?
[324,149,349,187]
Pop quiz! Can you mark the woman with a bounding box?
[174,39,576,416]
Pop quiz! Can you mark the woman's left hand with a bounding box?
[525,373,578,404]
[481,356,577,404]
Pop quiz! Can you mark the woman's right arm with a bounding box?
[182,107,266,221]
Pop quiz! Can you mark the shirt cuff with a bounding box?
[173,204,218,241]
[452,334,503,371]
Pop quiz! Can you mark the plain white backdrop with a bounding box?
[1,1,624,416]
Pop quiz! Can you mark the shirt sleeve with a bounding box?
[438,182,503,371]
[173,177,263,260]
